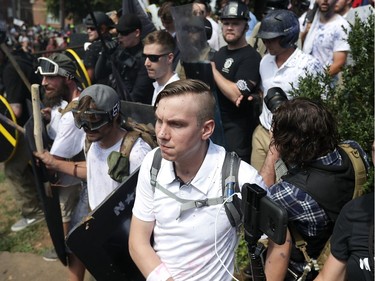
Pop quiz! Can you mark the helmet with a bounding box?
[266,0,289,9]
[257,10,300,48]
[220,1,250,21]
[84,11,114,28]
[263,0,289,15]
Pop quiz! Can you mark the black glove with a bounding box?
[103,39,118,56]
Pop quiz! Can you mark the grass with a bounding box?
[0,164,53,255]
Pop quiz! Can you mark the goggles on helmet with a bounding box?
[36,57,75,79]
[72,109,111,131]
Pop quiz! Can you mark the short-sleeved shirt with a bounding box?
[213,45,261,160]
[310,15,350,67]
[86,137,151,210]
[50,100,86,186]
[331,193,374,281]
[259,48,323,130]
[133,140,265,281]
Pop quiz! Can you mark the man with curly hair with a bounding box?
[262,98,369,281]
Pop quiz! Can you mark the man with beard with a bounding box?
[35,84,152,281]
[143,30,179,105]
[302,0,350,76]
[2,42,44,232]
[36,53,86,280]
[211,1,261,163]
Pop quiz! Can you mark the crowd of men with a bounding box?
[0,0,373,281]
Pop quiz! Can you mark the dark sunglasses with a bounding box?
[118,29,136,36]
[86,26,96,31]
[142,53,169,63]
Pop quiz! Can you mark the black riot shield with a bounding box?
[171,4,225,146]
[24,117,67,266]
[66,168,144,281]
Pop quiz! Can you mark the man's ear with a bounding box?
[135,28,141,38]
[201,119,215,141]
[167,52,174,64]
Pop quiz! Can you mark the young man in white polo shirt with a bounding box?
[251,10,323,184]
[129,79,265,281]
[143,30,179,106]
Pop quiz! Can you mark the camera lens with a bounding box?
[264,87,288,112]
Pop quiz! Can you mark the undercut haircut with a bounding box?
[155,79,216,126]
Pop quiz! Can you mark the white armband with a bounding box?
[146,263,172,281]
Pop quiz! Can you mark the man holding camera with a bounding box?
[251,10,322,183]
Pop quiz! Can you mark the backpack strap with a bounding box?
[120,130,141,158]
[338,143,367,199]
[150,149,241,224]
[150,148,162,191]
[290,143,368,276]
[222,151,242,228]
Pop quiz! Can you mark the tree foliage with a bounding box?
[290,12,374,191]
[45,0,122,21]
[290,13,374,158]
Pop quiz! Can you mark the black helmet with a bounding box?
[257,10,300,48]
[266,0,289,9]
[263,0,289,15]
[84,11,114,28]
[220,1,250,21]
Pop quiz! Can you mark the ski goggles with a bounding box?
[36,57,75,79]
[72,109,111,131]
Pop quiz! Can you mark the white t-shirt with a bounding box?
[86,137,151,210]
[151,73,180,106]
[259,48,323,130]
[133,141,265,281]
[47,100,68,140]
[306,14,350,67]
[50,99,85,186]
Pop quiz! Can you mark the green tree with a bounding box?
[291,13,374,160]
[45,0,122,23]
[290,12,374,192]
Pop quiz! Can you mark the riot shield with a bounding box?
[65,48,91,89]
[171,5,225,146]
[66,168,144,281]
[0,95,18,162]
[171,4,208,63]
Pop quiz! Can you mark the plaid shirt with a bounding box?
[269,148,343,237]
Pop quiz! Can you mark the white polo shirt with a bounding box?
[259,48,323,130]
[133,141,265,281]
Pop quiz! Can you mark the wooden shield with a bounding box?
[0,95,19,162]
[66,168,144,281]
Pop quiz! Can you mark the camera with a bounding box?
[264,87,288,113]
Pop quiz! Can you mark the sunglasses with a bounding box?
[118,29,136,36]
[142,53,169,63]
[86,26,96,31]
[72,109,111,131]
[36,57,74,79]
